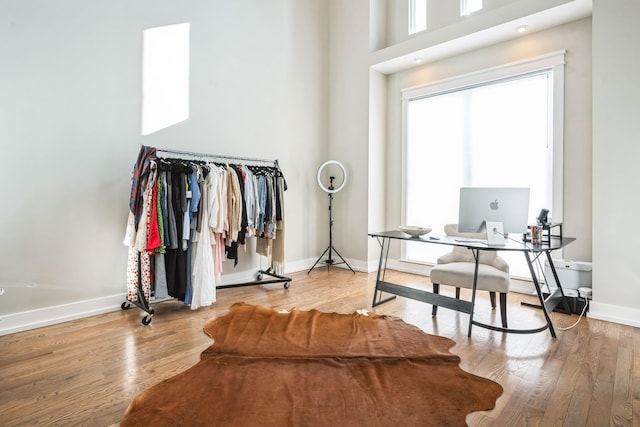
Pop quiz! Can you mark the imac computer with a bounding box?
[458,187,530,236]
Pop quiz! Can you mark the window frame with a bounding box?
[400,51,566,271]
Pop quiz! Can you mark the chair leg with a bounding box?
[500,293,508,328]
[489,291,496,309]
[455,288,460,299]
[432,283,439,316]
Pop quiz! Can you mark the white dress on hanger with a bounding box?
[210,166,227,280]
[190,171,216,309]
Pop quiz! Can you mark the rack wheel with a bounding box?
[121,301,132,310]
[256,272,263,281]
[142,315,153,325]
[284,282,290,289]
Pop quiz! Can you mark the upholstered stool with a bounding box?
[430,224,510,328]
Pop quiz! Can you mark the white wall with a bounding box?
[327,0,373,267]
[0,0,329,332]
[590,0,640,326]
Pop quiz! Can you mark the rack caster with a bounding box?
[121,301,132,310]
[142,314,153,325]
[284,282,290,289]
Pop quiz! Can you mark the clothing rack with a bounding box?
[156,147,291,288]
[156,148,288,192]
[122,146,291,325]
[156,148,280,168]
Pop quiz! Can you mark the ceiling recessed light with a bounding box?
[516,25,528,33]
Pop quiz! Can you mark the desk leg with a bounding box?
[524,251,556,338]
[467,249,480,337]
[372,237,396,307]
[545,251,572,313]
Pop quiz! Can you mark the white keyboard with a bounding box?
[454,238,487,244]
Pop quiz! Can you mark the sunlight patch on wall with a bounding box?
[141,23,190,136]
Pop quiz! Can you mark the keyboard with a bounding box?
[454,238,487,244]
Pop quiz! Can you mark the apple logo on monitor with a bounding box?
[490,199,499,210]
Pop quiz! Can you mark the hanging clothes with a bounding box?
[124,145,288,314]
[242,165,257,238]
[126,248,151,303]
[129,145,157,230]
[164,163,189,301]
[272,175,286,275]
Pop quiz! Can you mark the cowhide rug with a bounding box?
[120,303,502,426]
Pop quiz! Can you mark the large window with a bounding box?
[402,52,565,278]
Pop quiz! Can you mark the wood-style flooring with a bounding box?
[0,269,638,426]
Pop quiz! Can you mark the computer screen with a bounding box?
[458,187,530,234]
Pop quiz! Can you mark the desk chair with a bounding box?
[430,224,510,328]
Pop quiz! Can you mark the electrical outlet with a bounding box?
[578,287,592,300]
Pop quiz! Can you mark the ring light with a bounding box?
[308,159,355,273]
[316,160,347,194]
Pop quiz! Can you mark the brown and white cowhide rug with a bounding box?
[120,303,502,426]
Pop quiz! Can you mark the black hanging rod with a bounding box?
[155,147,279,168]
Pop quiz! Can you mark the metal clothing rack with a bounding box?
[122,146,291,325]
[156,148,282,170]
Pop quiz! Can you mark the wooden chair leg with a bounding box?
[489,291,496,309]
[432,283,439,316]
[500,293,508,328]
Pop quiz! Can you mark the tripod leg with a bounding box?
[307,246,331,274]
[329,245,355,273]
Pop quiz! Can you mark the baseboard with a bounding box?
[302,257,369,274]
[285,259,640,329]
[386,259,433,276]
[5,261,636,335]
[588,301,640,328]
[0,294,126,336]
[366,258,640,329]
[0,260,358,336]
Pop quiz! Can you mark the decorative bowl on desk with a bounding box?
[398,226,432,238]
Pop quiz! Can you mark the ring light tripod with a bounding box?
[308,160,355,274]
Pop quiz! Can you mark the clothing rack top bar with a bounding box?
[155,148,279,167]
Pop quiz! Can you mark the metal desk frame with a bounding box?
[369,231,575,338]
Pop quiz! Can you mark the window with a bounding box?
[409,0,427,34]
[461,0,482,16]
[402,52,565,278]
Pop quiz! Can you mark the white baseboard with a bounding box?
[0,294,126,336]
[386,259,432,276]
[300,257,370,274]
[0,259,354,336]
[588,301,640,328]
[366,258,639,328]
[4,259,637,335]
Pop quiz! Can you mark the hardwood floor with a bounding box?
[0,269,638,426]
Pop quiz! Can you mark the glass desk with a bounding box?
[369,230,576,338]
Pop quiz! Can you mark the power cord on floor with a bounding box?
[492,227,591,331]
[556,287,591,330]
